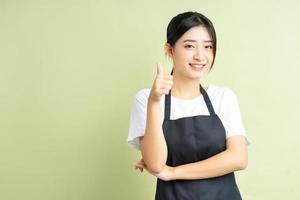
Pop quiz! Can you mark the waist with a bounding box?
[155,172,241,200]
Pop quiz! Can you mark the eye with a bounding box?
[185,44,195,49]
[205,45,213,49]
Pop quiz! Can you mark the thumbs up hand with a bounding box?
[149,62,173,102]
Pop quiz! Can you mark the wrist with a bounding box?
[148,97,161,106]
[148,90,162,103]
[172,165,181,180]
[169,166,177,181]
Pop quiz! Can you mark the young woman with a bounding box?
[127,11,251,200]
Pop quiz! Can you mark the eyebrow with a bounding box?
[183,39,213,43]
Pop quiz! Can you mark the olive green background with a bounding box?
[1,0,299,199]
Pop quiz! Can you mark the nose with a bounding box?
[193,47,205,61]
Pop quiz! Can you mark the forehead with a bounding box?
[178,25,212,43]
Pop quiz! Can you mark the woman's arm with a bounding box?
[139,100,168,173]
[139,62,172,174]
[135,135,248,181]
[172,135,248,180]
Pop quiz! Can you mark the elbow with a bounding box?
[146,162,165,174]
[236,157,248,170]
[141,156,166,173]
[139,138,167,173]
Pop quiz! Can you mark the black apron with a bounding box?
[155,84,242,200]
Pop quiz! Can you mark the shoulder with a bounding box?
[207,84,240,113]
[208,84,237,100]
[131,88,152,107]
[133,88,151,102]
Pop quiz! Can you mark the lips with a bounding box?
[189,63,205,71]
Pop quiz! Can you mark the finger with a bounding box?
[161,88,171,94]
[156,75,173,82]
[161,84,173,90]
[135,166,143,171]
[134,160,143,165]
[136,166,142,170]
[161,79,173,86]
[155,79,173,88]
[137,165,144,172]
[164,75,173,80]
[156,61,164,76]
[134,164,140,169]
[135,163,146,168]
[135,164,142,168]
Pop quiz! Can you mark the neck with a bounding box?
[171,72,202,99]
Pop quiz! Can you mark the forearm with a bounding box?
[173,149,247,180]
[140,100,167,173]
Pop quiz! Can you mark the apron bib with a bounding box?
[155,84,242,200]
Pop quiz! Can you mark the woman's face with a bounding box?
[167,25,214,79]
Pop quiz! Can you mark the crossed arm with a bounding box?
[137,100,248,181]
[137,135,248,181]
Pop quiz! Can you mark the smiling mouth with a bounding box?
[189,63,205,71]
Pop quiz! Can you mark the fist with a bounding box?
[149,62,173,102]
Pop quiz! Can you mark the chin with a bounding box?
[189,68,206,78]
[188,72,203,80]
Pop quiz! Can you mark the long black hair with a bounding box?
[166,11,217,75]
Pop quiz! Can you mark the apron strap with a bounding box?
[164,90,171,120]
[200,84,216,115]
[164,84,216,120]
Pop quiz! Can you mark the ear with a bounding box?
[164,43,174,59]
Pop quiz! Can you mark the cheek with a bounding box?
[207,52,214,61]
[173,51,188,62]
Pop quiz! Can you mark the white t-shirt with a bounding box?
[127,84,251,150]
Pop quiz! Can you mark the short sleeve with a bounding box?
[126,89,148,150]
[219,88,251,146]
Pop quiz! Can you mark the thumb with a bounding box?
[156,61,164,76]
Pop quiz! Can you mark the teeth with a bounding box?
[190,64,204,69]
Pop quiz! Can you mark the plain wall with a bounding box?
[0,0,299,199]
